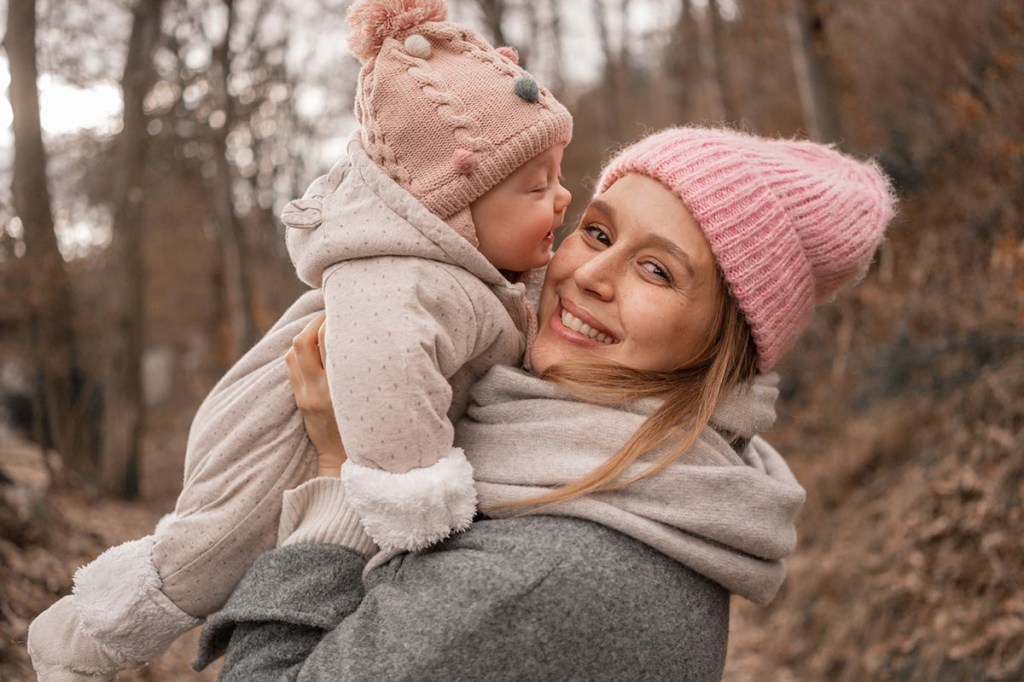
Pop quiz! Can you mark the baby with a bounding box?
[27,0,572,679]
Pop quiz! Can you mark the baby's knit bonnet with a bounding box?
[346,0,573,245]
[597,127,896,371]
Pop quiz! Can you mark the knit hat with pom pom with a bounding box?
[346,0,573,245]
[597,127,896,371]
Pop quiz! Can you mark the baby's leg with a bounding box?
[154,288,325,616]
[29,289,325,678]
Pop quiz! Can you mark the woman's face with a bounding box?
[531,174,724,374]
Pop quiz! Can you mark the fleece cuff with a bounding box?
[279,477,379,558]
[341,447,477,552]
[69,535,201,665]
[28,596,125,682]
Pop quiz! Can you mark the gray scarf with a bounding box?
[455,365,806,605]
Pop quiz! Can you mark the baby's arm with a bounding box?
[320,256,484,551]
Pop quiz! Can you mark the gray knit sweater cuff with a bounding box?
[278,477,378,558]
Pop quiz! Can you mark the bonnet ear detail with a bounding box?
[281,197,323,230]
[496,46,519,64]
[347,0,448,62]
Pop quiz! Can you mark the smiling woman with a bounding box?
[514,175,756,512]
[533,174,726,374]
[506,127,895,513]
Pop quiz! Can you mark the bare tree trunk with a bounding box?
[592,0,623,141]
[694,3,725,120]
[208,240,232,372]
[618,0,632,66]
[101,0,165,499]
[545,0,565,93]
[210,0,258,361]
[708,0,739,123]
[521,0,540,70]
[666,0,700,120]
[475,0,507,47]
[4,0,95,483]
[784,0,844,142]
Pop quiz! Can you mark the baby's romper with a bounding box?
[27,137,530,679]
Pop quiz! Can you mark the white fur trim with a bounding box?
[154,512,177,534]
[341,448,477,551]
[73,535,201,664]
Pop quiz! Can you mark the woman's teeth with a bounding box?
[560,309,615,344]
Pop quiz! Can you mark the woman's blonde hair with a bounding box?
[491,278,759,512]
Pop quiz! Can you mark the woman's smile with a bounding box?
[549,299,619,345]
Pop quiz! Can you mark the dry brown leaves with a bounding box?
[726,357,1024,681]
[0,442,219,681]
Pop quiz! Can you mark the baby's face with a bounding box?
[470,144,571,272]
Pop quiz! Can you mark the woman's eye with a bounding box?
[642,261,671,282]
[582,224,611,246]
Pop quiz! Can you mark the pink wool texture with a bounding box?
[597,127,896,372]
[345,0,572,245]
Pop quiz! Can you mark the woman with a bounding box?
[194,127,895,680]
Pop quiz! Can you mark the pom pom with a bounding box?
[513,76,540,103]
[496,46,519,64]
[347,0,448,62]
[404,33,432,58]
[452,148,476,175]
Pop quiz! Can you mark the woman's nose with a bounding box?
[572,248,615,301]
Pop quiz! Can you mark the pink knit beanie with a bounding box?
[597,127,896,371]
[346,0,573,245]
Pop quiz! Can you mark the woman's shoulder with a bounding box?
[369,514,729,680]
[471,515,729,612]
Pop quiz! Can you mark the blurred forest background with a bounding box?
[0,0,1021,679]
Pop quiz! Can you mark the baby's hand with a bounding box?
[285,313,347,477]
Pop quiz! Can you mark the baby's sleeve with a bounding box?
[320,256,483,552]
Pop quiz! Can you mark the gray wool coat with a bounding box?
[195,515,730,681]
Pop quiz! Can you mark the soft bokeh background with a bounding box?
[1,0,1021,679]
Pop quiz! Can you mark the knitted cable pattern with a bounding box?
[350,0,572,236]
[363,114,413,189]
[392,47,497,154]
[357,28,505,200]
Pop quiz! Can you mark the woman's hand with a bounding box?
[286,312,347,477]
